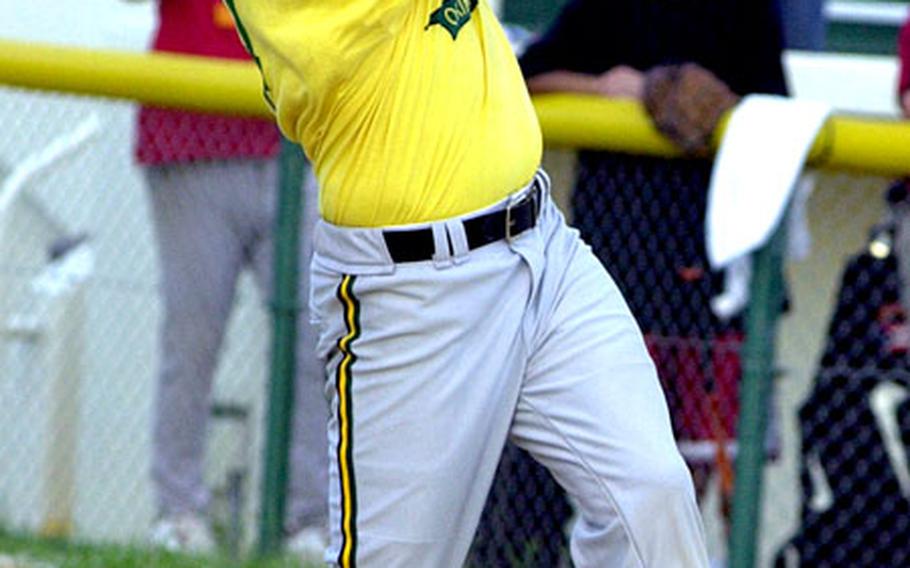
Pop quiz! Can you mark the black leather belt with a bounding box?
[383,181,541,263]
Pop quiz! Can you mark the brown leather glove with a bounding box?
[643,63,740,156]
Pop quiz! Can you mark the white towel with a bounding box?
[706,95,833,269]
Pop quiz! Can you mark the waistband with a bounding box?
[313,169,551,275]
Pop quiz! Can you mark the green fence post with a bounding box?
[728,223,788,568]
[259,138,307,556]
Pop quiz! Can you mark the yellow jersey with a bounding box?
[225,0,542,227]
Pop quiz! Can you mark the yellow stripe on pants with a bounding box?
[335,274,360,567]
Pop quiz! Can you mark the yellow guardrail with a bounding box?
[534,94,910,177]
[0,39,266,116]
[1,38,909,177]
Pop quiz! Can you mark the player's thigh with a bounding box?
[513,245,691,526]
[309,254,529,564]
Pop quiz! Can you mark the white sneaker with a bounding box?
[286,525,327,564]
[149,513,216,554]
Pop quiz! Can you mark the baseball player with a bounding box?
[224,0,709,566]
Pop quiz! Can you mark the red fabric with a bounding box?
[899,18,910,98]
[154,0,249,60]
[136,0,279,165]
[645,333,743,444]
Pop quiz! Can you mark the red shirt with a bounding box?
[899,18,910,99]
[136,0,279,165]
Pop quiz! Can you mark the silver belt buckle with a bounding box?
[504,180,540,243]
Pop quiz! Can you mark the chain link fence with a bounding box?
[0,85,273,561]
[767,171,910,568]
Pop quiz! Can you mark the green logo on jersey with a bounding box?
[425,0,478,40]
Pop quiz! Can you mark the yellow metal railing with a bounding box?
[534,94,910,177]
[0,39,265,116]
[1,38,909,177]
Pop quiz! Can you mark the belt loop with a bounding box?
[536,168,551,195]
[445,219,470,263]
[431,223,453,268]
[504,187,525,244]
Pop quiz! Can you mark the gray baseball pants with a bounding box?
[146,159,328,532]
[309,171,709,567]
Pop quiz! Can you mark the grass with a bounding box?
[0,532,319,568]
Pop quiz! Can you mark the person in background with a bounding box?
[891,14,910,348]
[899,15,910,117]
[778,0,825,51]
[519,0,788,543]
[128,0,328,558]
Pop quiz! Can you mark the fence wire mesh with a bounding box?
[0,86,908,568]
[770,174,910,568]
[0,85,273,563]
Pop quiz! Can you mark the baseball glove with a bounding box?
[643,63,739,157]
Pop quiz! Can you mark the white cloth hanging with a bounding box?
[706,95,832,270]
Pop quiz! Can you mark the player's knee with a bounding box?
[585,451,696,522]
[574,453,699,562]
[634,452,696,509]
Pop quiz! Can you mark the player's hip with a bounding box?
[310,168,552,276]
